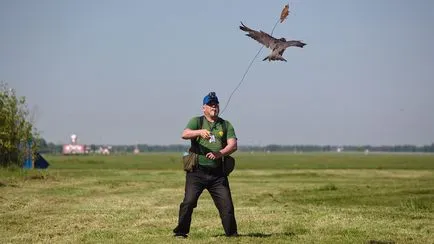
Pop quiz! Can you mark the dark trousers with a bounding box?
[173,165,238,236]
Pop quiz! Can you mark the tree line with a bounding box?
[38,140,434,154]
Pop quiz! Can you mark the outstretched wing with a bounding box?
[276,41,306,57]
[283,40,307,49]
[239,22,277,49]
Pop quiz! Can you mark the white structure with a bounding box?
[63,133,86,155]
[98,146,111,155]
[71,134,77,144]
[134,145,140,154]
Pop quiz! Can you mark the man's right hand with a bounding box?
[199,129,211,140]
[182,128,211,140]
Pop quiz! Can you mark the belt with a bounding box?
[197,164,222,175]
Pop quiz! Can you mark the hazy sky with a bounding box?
[1,0,433,146]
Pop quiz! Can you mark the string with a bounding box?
[220,3,289,115]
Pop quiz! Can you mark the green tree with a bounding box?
[0,81,38,167]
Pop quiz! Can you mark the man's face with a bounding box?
[203,102,219,117]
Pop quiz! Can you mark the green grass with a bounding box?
[1,152,433,243]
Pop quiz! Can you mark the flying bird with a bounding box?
[239,22,306,62]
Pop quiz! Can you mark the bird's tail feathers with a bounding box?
[239,21,252,32]
[263,55,287,62]
[277,56,287,62]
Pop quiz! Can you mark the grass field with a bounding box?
[1,152,433,243]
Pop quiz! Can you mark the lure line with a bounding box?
[220,3,290,115]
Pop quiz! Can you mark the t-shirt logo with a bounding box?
[218,131,224,137]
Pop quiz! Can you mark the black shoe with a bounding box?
[226,233,239,237]
[174,233,188,238]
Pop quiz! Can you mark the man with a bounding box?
[173,92,238,238]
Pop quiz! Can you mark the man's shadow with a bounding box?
[214,232,295,238]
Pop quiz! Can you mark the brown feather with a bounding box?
[280,4,290,23]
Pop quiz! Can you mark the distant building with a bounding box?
[98,146,111,155]
[62,144,85,154]
[134,145,140,154]
[62,134,86,155]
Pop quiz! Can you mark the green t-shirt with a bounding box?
[186,116,237,168]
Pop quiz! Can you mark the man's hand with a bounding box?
[199,129,211,140]
[206,151,223,160]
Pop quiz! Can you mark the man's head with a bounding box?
[203,92,219,105]
[202,92,220,119]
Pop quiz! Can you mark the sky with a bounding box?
[1,0,434,146]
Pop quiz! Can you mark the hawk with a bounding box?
[239,22,306,62]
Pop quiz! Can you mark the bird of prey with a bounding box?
[239,22,306,62]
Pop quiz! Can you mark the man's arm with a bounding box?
[182,128,211,140]
[220,138,237,156]
[205,137,237,160]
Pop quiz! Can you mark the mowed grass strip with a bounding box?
[0,153,433,243]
